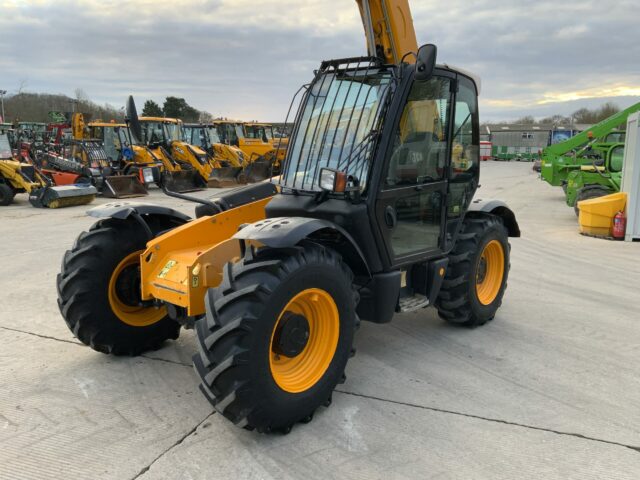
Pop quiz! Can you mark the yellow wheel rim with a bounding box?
[108,251,166,327]
[269,288,339,393]
[476,240,505,306]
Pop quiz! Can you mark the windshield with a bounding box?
[606,132,626,143]
[140,121,166,145]
[281,66,395,191]
[234,124,245,140]
[0,133,11,158]
[245,125,267,141]
[265,126,274,140]
[102,127,120,160]
[165,122,181,141]
[207,127,222,144]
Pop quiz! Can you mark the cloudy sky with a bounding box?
[1,0,639,122]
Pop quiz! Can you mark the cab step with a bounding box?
[398,294,429,313]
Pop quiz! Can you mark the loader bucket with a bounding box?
[101,175,148,199]
[162,170,203,193]
[207,166,245,188]
[29,184,97,209]
[242,160,273,183]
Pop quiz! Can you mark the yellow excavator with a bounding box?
[58,0,520,434]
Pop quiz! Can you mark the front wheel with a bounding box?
[57,217,182,355]
[436,215,510,328]
[193,242,357,433]
[0,183,15,206]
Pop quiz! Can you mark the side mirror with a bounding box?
[415,44,437,82]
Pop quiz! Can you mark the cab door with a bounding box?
[375,74,454,266]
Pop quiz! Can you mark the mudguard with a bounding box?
[468,199,520,237]
[234,216,371,277]
[87,202,191,222]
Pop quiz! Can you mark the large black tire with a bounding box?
[436,215,510,328]
[57,217,182,355]
[0,183,15,206]
[574,186,612,217]
[193,242,357,433]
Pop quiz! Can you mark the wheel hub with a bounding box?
[273,312,310,358]
[476,257,488,284]
[114,263,142,307]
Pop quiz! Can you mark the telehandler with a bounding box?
[0,130,97,207]
[57,0,519,433]
[540,102,640,189]
[567,142,625,215]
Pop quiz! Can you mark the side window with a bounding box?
[609,145,624,173]
[448,76,479,218]
[385,77,451,187]
[451,78,479,181]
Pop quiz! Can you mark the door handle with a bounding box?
[384,205,397,229]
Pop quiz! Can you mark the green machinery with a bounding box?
[540,102,640,187]
[566,142,625,215]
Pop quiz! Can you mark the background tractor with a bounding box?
[57,0,519,434]
[540,102,640,189]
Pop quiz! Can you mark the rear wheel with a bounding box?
[57,216,183,355]
[0,183,15,206]
[436,215,510,328]
[574,186,611,217]
[193,242,357,433]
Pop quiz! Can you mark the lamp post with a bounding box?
[0,90,6,123]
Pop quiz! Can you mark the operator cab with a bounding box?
[268,53,480,274]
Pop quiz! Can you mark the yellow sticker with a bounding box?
[157,260,177,279]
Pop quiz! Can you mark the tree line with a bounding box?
[509,102,622,126]
[1,90,213,124]
[141,98,213,122]
[2,91,124,123]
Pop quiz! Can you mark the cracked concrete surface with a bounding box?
[0,162,638,479]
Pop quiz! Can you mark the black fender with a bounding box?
[468,199,520,237]
[233,217,371,278]
[87,202,191,239]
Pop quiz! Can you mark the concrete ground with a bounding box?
[0,162,638,479]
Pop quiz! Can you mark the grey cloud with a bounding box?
[0,0,638,121]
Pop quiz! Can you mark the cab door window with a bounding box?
[377,76,452,259]
[448,76,479,218]
[385,77,451,188]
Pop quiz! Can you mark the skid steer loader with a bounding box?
[183,123,247,187]
[57,0,520,434]
[0,130,97,207]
